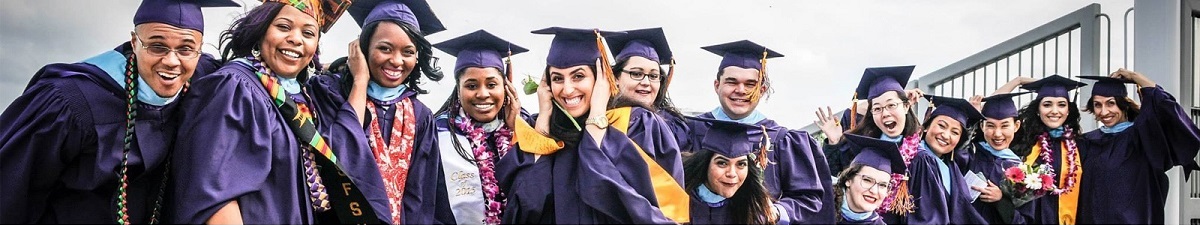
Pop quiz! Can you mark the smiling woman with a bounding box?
[169,0,388,224]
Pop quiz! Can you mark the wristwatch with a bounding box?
[586,115,609,129]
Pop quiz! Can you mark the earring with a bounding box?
[251,48,261,58]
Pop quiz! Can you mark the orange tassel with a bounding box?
[594,29,618,97]
[850,93,858,130]
[888,179,916,215]
[757,125,773,170]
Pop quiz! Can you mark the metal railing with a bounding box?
[801,3,1106,135]
[910,4,1104,130]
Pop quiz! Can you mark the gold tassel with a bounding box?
[505,48,514,82]
[594,29,618,98]
[749,50,768,103]
[924,101,935,122]
[888,178,916,215]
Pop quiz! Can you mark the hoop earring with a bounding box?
[251,48,261,58]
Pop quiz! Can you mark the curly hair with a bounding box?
[217,2,324,81]
[1082,95,1141,123]
[1011,96,1082,157]
[333,20,443,95]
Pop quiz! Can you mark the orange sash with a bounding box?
[1024,141,1082,224]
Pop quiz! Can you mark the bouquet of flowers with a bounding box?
[999,162,1057,207]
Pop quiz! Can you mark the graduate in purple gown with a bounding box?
[683,40,833,224]
[1008,75,1088,224]
[497,27,689,224]
[170,1,384,224]
[606,28,687,182]
[314,0,447,223]
[1074,69,1200,224]
[0,0,235,223]
[816,66,925,182]
[426,30,527,225]
[684,117,781,225]
[835,134,913,225]
[881,95,986,224]
[965,92,1031,224]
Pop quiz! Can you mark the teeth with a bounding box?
[564,97,582,105]
[383,69,404,78]
[158,72,180,79]
[474,104,494,110]
[280,50,300,58]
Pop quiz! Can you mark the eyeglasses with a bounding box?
[135,35,199,59]
[870,102,903,115]
[622,70,662,82]
[856,175,892,192]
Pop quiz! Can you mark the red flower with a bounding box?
[1040,174,1055,190]
[1005,167,1025,182]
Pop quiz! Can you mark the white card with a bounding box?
[964,171,988,202]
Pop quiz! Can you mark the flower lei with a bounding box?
[452,109,514,225]
[878,133,921,214]
[1036,126,1080,195]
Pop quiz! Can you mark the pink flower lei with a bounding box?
[877,133,922,213]
[452,109,514,225]
[1036,125,1080,195]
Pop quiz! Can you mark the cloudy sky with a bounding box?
[0,0,1135,129]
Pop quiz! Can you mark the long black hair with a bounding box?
[331,20,443,95]
[1011,96,1082,157]
[683,149,774,225]
[609,59,683,119]
[845,90,922,139]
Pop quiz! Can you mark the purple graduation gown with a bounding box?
[882,144,987,225]
[967,142,1021,224]
[1076,86,1200,224]
[356,87,442,224]
[0,43,217,223]
[687,112,836,224]
[496,108,681,224]
[688,193,732,224]
[170,61,385,223]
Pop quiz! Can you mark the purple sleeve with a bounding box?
[170,70,278,223]
[771,130,834,224]
[1132,86,1200,175]
[576,127,676,224]
[903,153,951,224]
[0,78,94,223]
[626,108,685,184]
